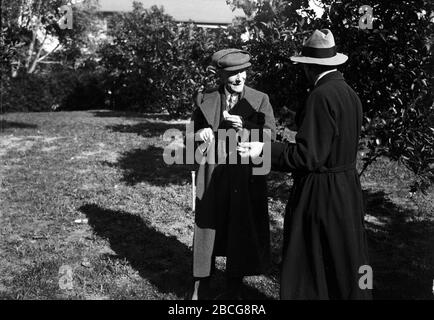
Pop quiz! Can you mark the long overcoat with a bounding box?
[190,84,276,278]
[271,71,372,299]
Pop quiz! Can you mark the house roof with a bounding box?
[97,0,246,24]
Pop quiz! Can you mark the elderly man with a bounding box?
[239,29,372,300]
[188,48,276,299]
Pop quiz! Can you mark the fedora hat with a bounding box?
[290,29,348,66]
[210,48,252,72]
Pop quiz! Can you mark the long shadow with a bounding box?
[102,146,195,187]
[92,110,182,122]
[266,178,434,299]
[107,122,186,139]
[80,204,273,300]
[1,120,38,130]
[362,190,434,300]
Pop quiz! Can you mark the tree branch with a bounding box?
[28,32,47,73]
[24,0,42,70]
[38,61,62,64]
[37,42,61,63]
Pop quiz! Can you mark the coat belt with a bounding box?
[299,161,357,175]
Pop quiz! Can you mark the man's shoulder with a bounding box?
[314,78,357,97]
[244,85,268,99]
[196,87,220,95]
[194,86,221,105]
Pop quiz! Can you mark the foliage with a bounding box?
[1,65,106,112]
[228,0,318,131]
[228,0,433,190]
[98,2,239,116]
[0,0,99,76]
[326,0,433,190]
[1,0,106,113]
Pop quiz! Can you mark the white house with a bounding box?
[98,0,246,28]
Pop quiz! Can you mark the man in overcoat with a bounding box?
[188,48,276,299]
[239,29,372,299]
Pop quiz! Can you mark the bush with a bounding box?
[2,73,55,112]
[316,0,433,189]
[228,0,433,190]
[1,67,106,113]
[98,3,238,116]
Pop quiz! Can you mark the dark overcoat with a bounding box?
[271,71,372,299]
[190,84,276,278]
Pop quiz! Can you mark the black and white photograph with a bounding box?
[0,0,433,308]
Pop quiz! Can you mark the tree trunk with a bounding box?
[28,38,61,74]
[24,0,41,73]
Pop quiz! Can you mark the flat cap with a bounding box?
[211,48,251,72]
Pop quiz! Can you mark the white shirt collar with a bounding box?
[314,69,337,86]
[224,86,238,97]
[224,86,240,108]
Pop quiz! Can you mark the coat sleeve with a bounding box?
[271,91,338,172]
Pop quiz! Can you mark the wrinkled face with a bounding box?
[222,70,247,93]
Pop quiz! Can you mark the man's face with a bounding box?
[222,70,247,93]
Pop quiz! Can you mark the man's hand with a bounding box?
[223,111,243,130]
[237,141,264,159]
[195,128,214,142]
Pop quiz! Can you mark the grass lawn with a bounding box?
[0,111,433,300]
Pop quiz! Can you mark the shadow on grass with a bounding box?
[0,120,38,130]
[363,190,434,300]
[92,110,182,122]
[107,121,187,138]
[102,146,195,186]
[80,204,272,300]
[265,174,434,300]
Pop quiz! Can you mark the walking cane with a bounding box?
[191,171,196,212]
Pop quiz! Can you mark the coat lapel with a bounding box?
[242,86,262,111]
[198,87,224,131]
[198,85,262,130]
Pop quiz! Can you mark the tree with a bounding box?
[227,0,433,189]
[1,0,98,76]
[315,0,434,190]
[1,0,106,113]
[99,3,237,115]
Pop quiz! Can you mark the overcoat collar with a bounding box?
[315,70,344,88]
[198,85,261,130]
